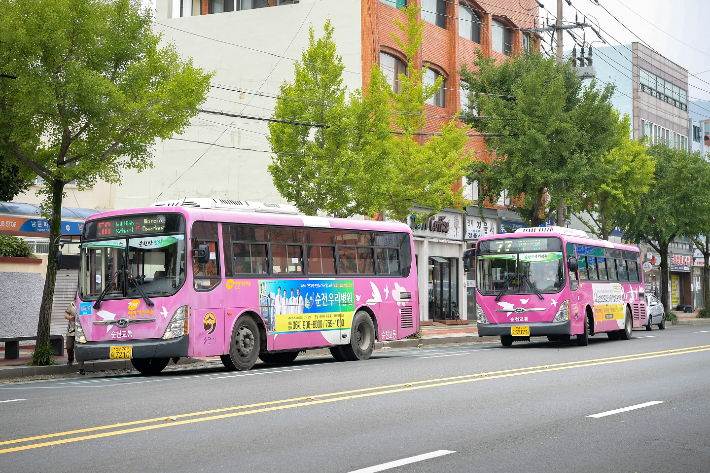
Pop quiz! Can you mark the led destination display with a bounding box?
[84,214,185,239]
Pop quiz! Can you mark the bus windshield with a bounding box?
[477,237,565,297]
[80,235,186,300]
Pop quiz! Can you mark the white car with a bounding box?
[646,294,666,330]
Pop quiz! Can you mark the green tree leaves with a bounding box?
[269,8,470,221]
[0,0,212,364]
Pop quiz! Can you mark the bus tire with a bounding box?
[341,311,375,361]
[577,314,589,346]
[259,351,299,364]
[221,316,260,371]
[131,357,169,375]
[607,331,620,340]
[500,335,513,347]
[620,306,633,340]
[329,346,347,362]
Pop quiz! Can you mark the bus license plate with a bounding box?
[110,346,132,359]
[511,326,530,336]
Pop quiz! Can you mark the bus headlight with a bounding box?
[476,304,489,324]
[552,300,570,322]
[163,306,189,340]
[75,317,86,344]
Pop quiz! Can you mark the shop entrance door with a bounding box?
[428,257,458,320]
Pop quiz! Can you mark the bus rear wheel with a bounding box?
[131,357,169,375]
[620,307,633,340]
[341,311,375,361]
[221,316,260,371]
[500,335,513,347]
[259,351,299,364]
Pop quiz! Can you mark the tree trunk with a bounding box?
[659,241,670,312]
[33,179,64,365]
[600,211,609,240]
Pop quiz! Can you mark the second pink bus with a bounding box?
[475,226,646,346]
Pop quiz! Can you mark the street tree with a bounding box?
[617,145,710,312]
[268,20,362,217]
[365,6,471,222]
[459,51,623,226]
[0,0,212,364]
[269,9,470,222]
[572,134,656,240]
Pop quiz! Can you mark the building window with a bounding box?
[460,81,475,114]
[522,33,533,52]
[694,125,702,142]
[639,67,687,112]
[492,20,511,56]
[458,4,480,43]
[277,0,299,4]
[424,67,445,108]
[380,0,407,9]
[422,0,447,29]
[380,52,406,93]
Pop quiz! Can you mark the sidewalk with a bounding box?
[2,315,709,380]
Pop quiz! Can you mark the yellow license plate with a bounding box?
[110,346,132,359]
[511,326,530,336]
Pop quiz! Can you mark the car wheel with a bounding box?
[646,313,653,331]
[659,314,666,330]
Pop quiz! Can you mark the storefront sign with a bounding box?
[642,262,652,271]
[0,216,83,235]
[672,255,693,266]
[408,212,462,240]
[465,216,497,240]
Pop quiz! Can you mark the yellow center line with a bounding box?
[1,344,708,454]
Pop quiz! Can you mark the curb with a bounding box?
[0,357,201,380]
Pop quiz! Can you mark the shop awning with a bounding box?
[0,201,102,237]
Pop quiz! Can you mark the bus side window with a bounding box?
[566,242,579,291]
[616,259,629,281]
[577,256,588,281]
[607,257,618,281]
[597,257,608,281]
[627,260,639,282]
[587,256,598,280]
[192,221,220,291]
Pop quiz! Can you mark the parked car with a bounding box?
[646,294,666,330]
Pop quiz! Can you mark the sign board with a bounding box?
[464,216,497,240]
[408,212,463,241]
[642,262,652,271]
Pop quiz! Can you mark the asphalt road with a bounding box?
[1,326,709,473]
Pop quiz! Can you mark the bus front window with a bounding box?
[477,252,565,295]
[126,235,187,297]
[81,240,127,299]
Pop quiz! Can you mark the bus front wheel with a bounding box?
[341,311,375,361]
[620,307,633,340]
[500,335,513,347]
[221,316,260,371]
[131,357,169,375]
[577,314,589,346]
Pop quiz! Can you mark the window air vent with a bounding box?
[400,306,414,329]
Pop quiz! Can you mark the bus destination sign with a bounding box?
[96,215,167,237]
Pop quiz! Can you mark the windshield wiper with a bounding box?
[93,268,122,309]
[525,277,545,300]
[127,276,155,307]
[495,275,514,302]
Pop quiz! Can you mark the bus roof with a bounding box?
[480,226,639,252]
[84,205,412,234]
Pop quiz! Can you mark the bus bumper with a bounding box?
[477,320,571,337]
[75,335,189,361]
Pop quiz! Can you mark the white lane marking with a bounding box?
[349,450,455,473]
[694,330,710,333]
[0,398,26,403]
[587,401,663,419]
[643,336,656,338]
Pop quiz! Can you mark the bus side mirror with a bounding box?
[567,256,578,272]
[463,258,470,272]
[193,244,210,264]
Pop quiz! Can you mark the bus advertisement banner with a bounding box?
[592,283,625,325]
[259,279,355,334]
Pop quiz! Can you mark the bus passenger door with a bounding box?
[566,243,582,332]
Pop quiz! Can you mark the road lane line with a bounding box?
[1,345,708,454]
[0,399,25,403]
[349,450,455,473]
[587,401,663,419]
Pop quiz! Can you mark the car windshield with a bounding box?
[476,251,565,296]
[80,235,186,300]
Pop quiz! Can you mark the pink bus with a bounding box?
[74,199,419,374]
[475,227,646,346]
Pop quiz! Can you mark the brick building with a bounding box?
[145,0,539,322]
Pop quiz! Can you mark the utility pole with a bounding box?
[555,0,566,228]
